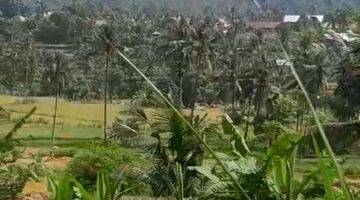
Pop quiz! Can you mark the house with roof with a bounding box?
[283,15,301,23]
[307,15,324,23]
[246,21,285,39]
[247,21,282,30]
[283,15,325,23]
[95,19,110,27]
[245,14,326,40]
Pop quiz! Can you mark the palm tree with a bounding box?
[148,110,205,198]
[161,15,193,107]
[100,25,115,144]
[41,52,80,145]
[189,20,214,116]
[281,22,330,131]
[332,41,360,121]
[51,54,61,146]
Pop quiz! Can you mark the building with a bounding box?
[283,15,301,23]
[283,15,324,23]
[247,21,282,30]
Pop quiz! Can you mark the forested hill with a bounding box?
[1,0,360,18]
[262,0,360,13]
[41,0,360,13]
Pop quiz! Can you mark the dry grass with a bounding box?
[0,95,16,105]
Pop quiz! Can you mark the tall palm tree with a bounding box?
[42,52,79,145]
[161,15,193,107]
[51,54,61,146]
[100,25,115,144]
[189,20,213,116]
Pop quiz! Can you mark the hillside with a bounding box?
[45,0,360,13]
[263,0,360,13]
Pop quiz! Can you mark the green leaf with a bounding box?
[221,114,235,135]
[267,133,303,159]
[231,129,251,157]
[271,158,288,190]
[188,166,220,182]
[222,114,250,157]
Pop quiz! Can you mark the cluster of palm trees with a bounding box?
[0,0,359,143]
[1,1,360,199]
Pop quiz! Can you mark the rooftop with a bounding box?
[283,15,325,23]
[247,21,282,29]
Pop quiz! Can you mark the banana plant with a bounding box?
[47,171,130,200]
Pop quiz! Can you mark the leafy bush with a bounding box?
[305,110,335,126]
[0,167,29,200]
[0,139,21,164]
[69,151,118,188]
[109,106,155,148]
[266,94,297,124]
[37,147,77,158]
[47,170,132,200]
[131,87,158,107]
[68,144,150,193]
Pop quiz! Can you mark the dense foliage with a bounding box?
[1,0,360,200]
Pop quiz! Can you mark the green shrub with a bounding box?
[0,139,20,164]
[52,148,77,157]
[69,151,118,188]
[0,139,15,153]
[305,110,335,126]
[37,148,77,158]
[68,144,150,192]
[0,167,29,200]
[343,165,360,176]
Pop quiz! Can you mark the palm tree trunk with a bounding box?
[103,53,110,144]
[179,75,183,108]
[190,73,199,117]
[51,57,60,146]
[231,59,236,115]
[51,90,59,146]
[244,99,252,140]
[296,110,301,132]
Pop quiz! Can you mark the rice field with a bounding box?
[0,95,223,140]
[0,95,122,140]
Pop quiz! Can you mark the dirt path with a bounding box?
[19,156,72,200]
[14,147,72,199]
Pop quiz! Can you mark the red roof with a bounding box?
[247,21,282,29]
